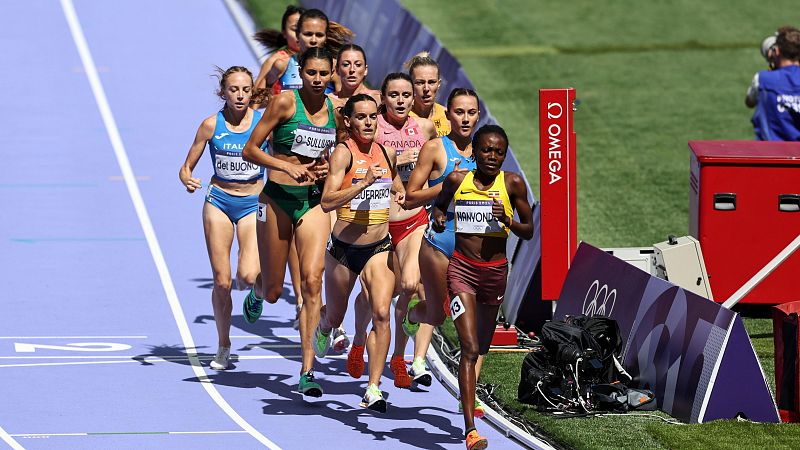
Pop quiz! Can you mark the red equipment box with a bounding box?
[689,141,800,304]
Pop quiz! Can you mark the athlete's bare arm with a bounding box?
[416,116,437,140]
[179,115,215,193]
[495,172,534,240]
[432,171,466,232]
[403,138,442,209]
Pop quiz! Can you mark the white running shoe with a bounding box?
[360,383,387,413]
[210,346,231,370]
[409,357,432,387]
[331,326,350,353]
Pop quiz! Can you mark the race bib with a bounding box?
[257,202,267,222]
[397,162,415,182]
[290,123,335,159]
[454,200,504,234]
[350,179,391,211]
[214,151,262,181]
[449,295,466,321]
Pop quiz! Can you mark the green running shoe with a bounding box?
[242,287,263,324]
[298,371,323,397]
[360,383,387,413]
[314,325,332,357]
[458,398,486,418]
[402,297,421,337]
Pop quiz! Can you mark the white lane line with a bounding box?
[59,1,279,448]
[0,336,147,339]
[0,424,24,450]
[12,430,248,438]
[0,353,412,369]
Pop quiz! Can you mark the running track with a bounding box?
[0,1,524,448]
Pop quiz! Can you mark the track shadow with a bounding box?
[131,344,228,367]
[185,369,461,449]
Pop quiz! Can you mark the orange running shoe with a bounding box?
[347,345,365,379]
[465,429,488,450]
[390,355,412,388]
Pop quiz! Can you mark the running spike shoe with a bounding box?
[390,355,412,388]
[242,287,263,324]
[409,357,432,387]
[360,384,387,413]
[347,344,365,379]
[465,429,488,450]
[331,326,350,353]
[459,398,486,418]
[298,371,323,397]
[402,297,421,337]
[209,346,231,370]
[314,325,332,358]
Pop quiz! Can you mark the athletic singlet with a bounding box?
[375,114,427,182]
[429,136,476,187]
[273,54,334,95]
[453,171,512,237]
[271,49,300,94]
[411,102,450,137]
[208,109,266,183]
[336,140,393,225]
[272,90,336,158]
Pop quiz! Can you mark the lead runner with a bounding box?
[431,125,533,450]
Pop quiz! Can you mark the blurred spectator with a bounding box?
[745,26,800,141]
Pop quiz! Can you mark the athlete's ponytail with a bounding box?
[253,5,305,50]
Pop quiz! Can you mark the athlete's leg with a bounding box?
[234,213,259,290]
[451,291,487,434]
[351,292,371,347]
[293,205,330,374]
[288,237,303,310]
[319,251,357,332]
[392,226,425,357]
[361,251,395,388]
[202,201,235,348]
[254,192,292,303]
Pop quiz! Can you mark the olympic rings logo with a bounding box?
[582,280,617,317]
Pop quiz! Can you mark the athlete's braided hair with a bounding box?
[252,5,305,50]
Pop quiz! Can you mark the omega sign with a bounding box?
[545,101,564,185]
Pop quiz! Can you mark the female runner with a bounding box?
[315,94,404,412]
[251,5,304,108]
[330,44,382,142]
[261,8,352,96]
[347,73,436,388]
[241,47,337,397]
[401,88,480,394]
[407,52,450,137]
[432,125,533,450]
[178,66,265,370]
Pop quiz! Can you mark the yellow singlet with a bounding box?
[452,171,513,238]
[410,102,450,137]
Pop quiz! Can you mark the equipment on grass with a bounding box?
[517,315,633,413]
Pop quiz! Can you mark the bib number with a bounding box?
[257,202,267,222]
[350,180,391,210]
[291,123,335,159]
[450,296,466,321]
[454,200,503,234]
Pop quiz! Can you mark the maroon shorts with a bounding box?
[388,207,428,247]
[446,251,508,306]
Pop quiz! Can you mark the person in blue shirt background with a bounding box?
[745,26,800,141]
